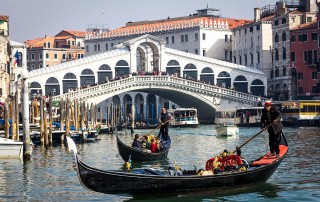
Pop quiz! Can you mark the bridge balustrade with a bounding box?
[53,75,264,105]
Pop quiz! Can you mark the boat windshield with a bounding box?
[216,111,236,118]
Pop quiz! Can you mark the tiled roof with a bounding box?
[55,36,72,40]
[24,36,54,48]
[86,17,251,40]
[291,20,317,30]
[62,30,86,37]
[0,16,9,21]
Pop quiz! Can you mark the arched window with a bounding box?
[282,31,286,41]
[275,67,279,77]
[63,73,77,79]
[275,32,279,43]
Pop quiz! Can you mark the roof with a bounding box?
[59,30,86,38]
[24,36,55,48]
[291,20,317,30]
[86,16,251,40]
[0,16,9,21]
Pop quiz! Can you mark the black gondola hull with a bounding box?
[116,135,170,161]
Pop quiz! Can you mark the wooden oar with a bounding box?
[143,119,171,137]
[233,121,277,154]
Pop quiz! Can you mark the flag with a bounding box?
[13,51,19,67]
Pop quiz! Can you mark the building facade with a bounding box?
[0,16,10,102]
[24,31,86,71]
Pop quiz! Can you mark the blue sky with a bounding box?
[0,0,278,43]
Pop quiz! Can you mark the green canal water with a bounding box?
[0,126,319,201]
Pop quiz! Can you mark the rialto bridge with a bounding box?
[23,35,267,123]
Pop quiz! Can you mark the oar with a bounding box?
[143,119,171,137]
[233,121,277,154]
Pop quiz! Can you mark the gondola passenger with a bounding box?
[150,139,157,153]
[132,134,142,149]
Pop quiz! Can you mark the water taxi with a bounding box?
[215,109,239,136]
[168,108,199,128]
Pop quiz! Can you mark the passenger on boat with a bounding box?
[141,136,150,149]
[132,134,142,149]
[155,137,163,152]
[159,107,172,141]
[261,101,283,159]
[150,138,157,153]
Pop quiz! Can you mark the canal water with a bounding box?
[0,126,319,201]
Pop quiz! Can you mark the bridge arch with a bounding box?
[251,79,265,96]
[216,71,231,88]
[200,67,214,84]
[115,60,130,77]
[98,64,112,84]
[123,94,133,118]
[80,69,95,87]
[30,81,42,95]
[63,72,77,93]
[183,63,197,79]
[166,60,181,75]
[134,93,145,121]
[233,75,248,93]
[45,77,60,96]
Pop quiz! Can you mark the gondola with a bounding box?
[116,134,171,161]
[66,131,288,195]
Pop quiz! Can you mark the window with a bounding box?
[298,87,303,94]
[111,43,114,47]
[304,51,308,62]
[46,53,49,59]
[275,32,279,43]
[313,50,318,63]
[230,51,232,61]
[106,43,108,50]
[312,72,317,79]
[275,48,279,61]
[185,34,188,42]
[195,49,198,55]
[68,53,72,60]
[68,41,70,45]
[43,43,46,48]
[229,35,232,42]
[86,45,89,52]
[202,50,206,56]
[282,31,286,41]
[250,27,253,32]
[275,19,279,26]
[250,53,253,65]
[31,64,35,70]
[282,48,286,59]
[171,36,175,43]
[77,54,81,59]
[298,72,303,80]
[225,51,228,60]
[307,17,312,22]
[54,53,57,59]
[225,34,228,42]
[257,52,260,64]
[298,34,308,42]
[97,44,100,51]
[244,54,248,65]
[62,54,66,60]
[165,37,169,44]
[256,25,260,31]
[195,33,198,41]
[290,35,296,42]
[283,66,286,76]
[48,42,50,48]
[202,33,206,40]
[234,56,237,64]
[39,53,42,60]
[239,55,242,65]
[312,33,317,40]
[181,35,184,42]
[282,18,286,24]
[312,86,318,94]
[291,52,295,62]
[94,45,97,51]
[72,41,75,46]
[31,53,34,60]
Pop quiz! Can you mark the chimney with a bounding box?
[254,8,261,22]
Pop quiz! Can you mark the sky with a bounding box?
[1,0,278,43]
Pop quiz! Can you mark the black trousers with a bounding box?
[269,131,281,154]
[160,124,169,141]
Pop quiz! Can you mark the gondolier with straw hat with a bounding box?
[261,100,283,158]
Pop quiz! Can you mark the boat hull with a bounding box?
[216,126,239,136]
[0,138,23,158]
[117,135,170,161]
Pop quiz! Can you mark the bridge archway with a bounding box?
[115,60,130,77]
[251,79,265,96]
[63,72,77,93]
[200,67,214,84]
[183,63,197,79]
[216,71,231,88]
[166,60,181,75]
[30,82,42,95]
[45,77,60,96]
[98,64,112,84]
[233,75,248,93]
[80,69,95,87]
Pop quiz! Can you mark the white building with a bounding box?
[84,8,251,70]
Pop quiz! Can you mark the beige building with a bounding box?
[0,15,10,102]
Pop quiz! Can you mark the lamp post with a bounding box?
[20,67,31,160]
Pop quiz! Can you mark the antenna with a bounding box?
[207,2,208,8]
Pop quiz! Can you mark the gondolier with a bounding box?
[159,107,172,141]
